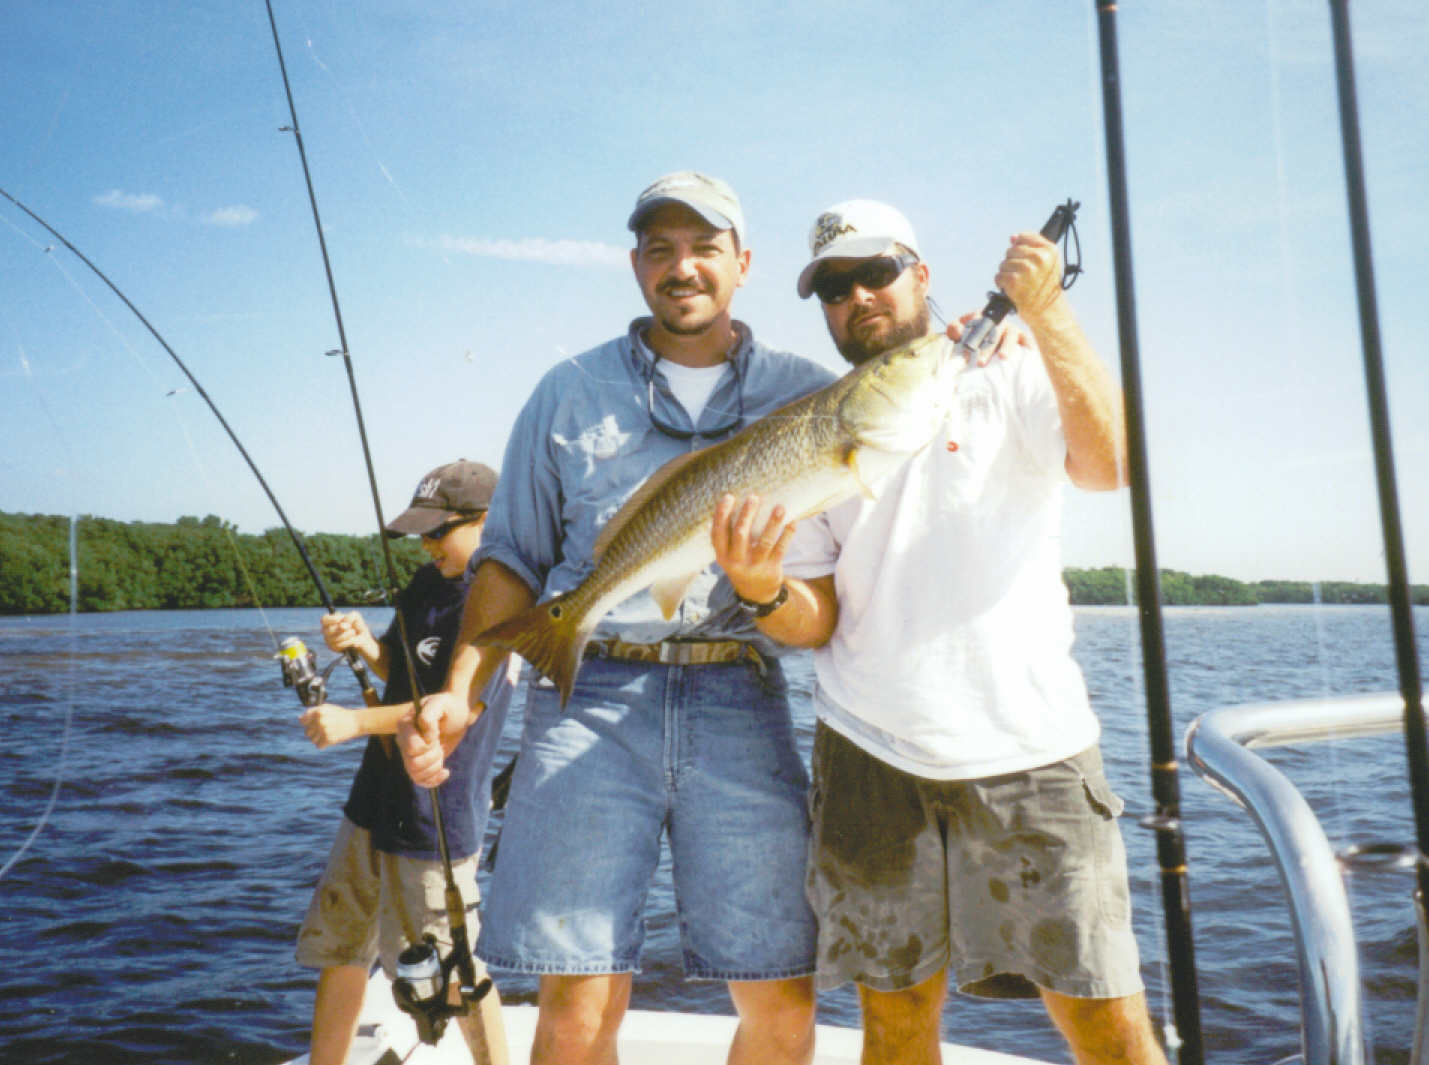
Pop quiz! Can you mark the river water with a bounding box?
[0,604,1424,1064]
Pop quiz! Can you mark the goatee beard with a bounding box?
[837,305,932,365]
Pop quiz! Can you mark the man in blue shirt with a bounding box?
[400,173,834,1065]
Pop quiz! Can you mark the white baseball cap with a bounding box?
[627,171,746,247]
[796,199,922,298]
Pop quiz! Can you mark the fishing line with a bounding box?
[0,187,381,706]
[2,210,288,646]
[0,319,78,883]
[264,1,490,1036]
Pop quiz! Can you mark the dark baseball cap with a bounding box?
[384,460,498,537]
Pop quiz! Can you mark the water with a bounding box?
[0,605,1425,1064]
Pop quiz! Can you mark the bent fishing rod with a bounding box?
[0,185,379,712]
[1328,0,1428,905]
[263,0,488,1041]
[1094,3,1205,1063]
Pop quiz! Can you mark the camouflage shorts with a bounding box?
[806,723,1146,998]
[294,817,487,982]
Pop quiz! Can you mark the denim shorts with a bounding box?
[295,817,488,983]
[476,654,817,981]
[806,723,1145,998]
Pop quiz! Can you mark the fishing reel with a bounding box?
[276,636,341,708]
[391,934,494,1045]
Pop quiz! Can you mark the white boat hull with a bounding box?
[280,968,1052,1065]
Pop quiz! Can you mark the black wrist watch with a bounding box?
[735,582,789,619]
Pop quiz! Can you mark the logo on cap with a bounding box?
[414,476,441,501]
[812,212,857,256]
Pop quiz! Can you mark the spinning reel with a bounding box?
[275,636,342,708]
[392,934,494,1045]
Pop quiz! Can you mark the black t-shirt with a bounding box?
[342,563,510,859]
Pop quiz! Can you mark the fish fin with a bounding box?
[842,445,878,500]
[593,449,707,560]
[474,595,596,709]
[650,571,701,619]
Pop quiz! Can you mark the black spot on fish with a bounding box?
[989,878,1009,903]
[1019,867,1041,888]
[550,605,562,618]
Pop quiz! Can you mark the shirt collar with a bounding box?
[625,318,752,377]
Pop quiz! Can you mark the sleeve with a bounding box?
[470,377,564,595]
[782,508,841,580]
[1011,345,1067,477]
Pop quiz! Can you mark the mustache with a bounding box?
[658,278,709,296]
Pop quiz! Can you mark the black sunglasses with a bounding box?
[812,252,919,305]
[420,515,482,541]
[644,368,744,441]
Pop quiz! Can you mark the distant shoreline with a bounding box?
[1,510,1424,614]
[1063,566,1428,608]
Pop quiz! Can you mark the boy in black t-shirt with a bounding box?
[294,460,512,1065]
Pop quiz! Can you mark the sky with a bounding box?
[1,0,1425,585]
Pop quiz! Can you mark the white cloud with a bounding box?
[93,189,163,213]
[429,234,627,268]
[201,205,259,227]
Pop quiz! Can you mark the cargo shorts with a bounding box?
[806,722,1146,999]
[295,817,489,983]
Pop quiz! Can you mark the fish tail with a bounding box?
[474,597,594,709]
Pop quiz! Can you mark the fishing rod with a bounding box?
[262,0,488,1041]
[1327,0,1429,906]
[1093,3,1205,1063]
[0,185,380,713]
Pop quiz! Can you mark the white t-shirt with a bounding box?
[655,357,727,426]
[784,338,1100,780]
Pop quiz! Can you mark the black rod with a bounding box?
[1093,4,1205,1062]
[262,0,480,1004]
[0,185,379,706]
[1327,0,1428,901]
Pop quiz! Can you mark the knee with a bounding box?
[535,976,628,1061]
[731,977,816,1061]
[859,973,947,1050]
[1043,991,1167,1065]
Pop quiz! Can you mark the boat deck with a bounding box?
[283,969,1053,1065]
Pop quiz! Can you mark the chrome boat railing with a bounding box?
[1185,692,1416,1065]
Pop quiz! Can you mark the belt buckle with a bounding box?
[658,641,696,666]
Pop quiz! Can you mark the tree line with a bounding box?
[1,511,1424,615]
[1064,565,1429,607]
[0,511,426,615]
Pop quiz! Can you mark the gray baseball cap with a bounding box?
[627,170,745,247]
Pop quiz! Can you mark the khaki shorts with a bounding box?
[295,817,488,982]
[806,723,1146,999]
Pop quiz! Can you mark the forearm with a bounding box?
[353,703,409,736]
[1023,294,1127,491]
[360,639,392,682]
[445,560,536,717]
[755,575,838,649]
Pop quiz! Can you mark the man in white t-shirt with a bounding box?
[711,201,1168,1065]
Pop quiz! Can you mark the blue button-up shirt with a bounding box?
[473,319,837,652]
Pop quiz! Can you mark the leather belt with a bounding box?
[585,637,765,672]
